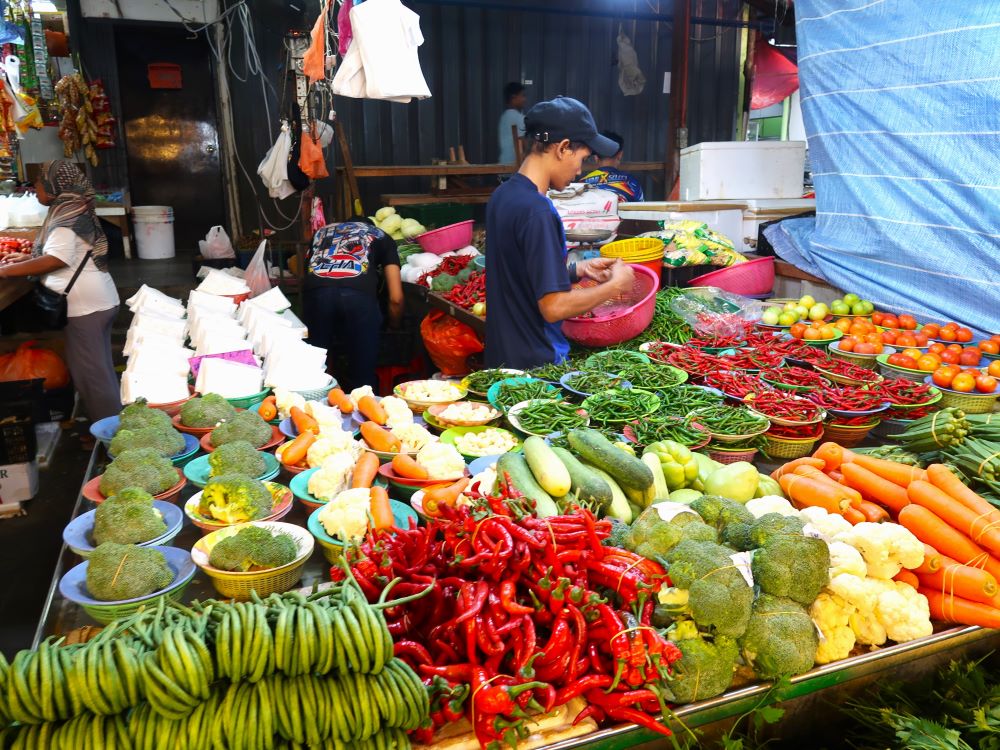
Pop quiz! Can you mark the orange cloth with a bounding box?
[303,1,328,84]
[298,126,328,179]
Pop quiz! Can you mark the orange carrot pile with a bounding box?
[772,442,1000,629]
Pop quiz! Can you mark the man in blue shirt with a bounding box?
[580,130,645,202]
[485,97,635,369]
[497,82,526,164]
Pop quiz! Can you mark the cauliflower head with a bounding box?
[797,506,854,542]
[394,423,435,453]
[305,434,363,469]
[349,386,375,408]
[827,573,887,646]
[828,541,867,579]
[874,580,933,643]
[379,396,414,430]
[834,522,924,580]
[274,388,306,420]
[744,495,797,519]
[809,592,856,664]
[304,401,345,435]
[317,488,372,541]
[416,442,465,480]
[307,452,358,501]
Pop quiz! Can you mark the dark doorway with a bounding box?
[115,26,226,250]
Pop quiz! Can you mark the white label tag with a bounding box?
[813,619,826,641]
[654,501,698,523]
[730,551,755,589]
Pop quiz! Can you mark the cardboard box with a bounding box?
[0,461,39,504]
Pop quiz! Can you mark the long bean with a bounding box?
[583,388,660,425]
[514,400,589,434]
[494,380,559,411]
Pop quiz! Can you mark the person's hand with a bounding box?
[609,261,635,295]
[577,256,618,283]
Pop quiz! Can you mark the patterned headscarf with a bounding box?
[35,160,109,272]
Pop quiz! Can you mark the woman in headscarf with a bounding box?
[0,160,121,421]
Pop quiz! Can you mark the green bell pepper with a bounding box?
[644,440,700,491]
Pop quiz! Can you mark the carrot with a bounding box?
[850,453,926,487]
[421,478,470,517]
[897,504,1000,578]
[258,395,277,421]
[279,431,315,467]
[908,480,1000,559]
[893,569,919,589]
[927,463,1000,524]
[920,588,1000,629]
[369,486,395,530]
[916,564,999,605]
[914,544,942,575]
[827,470,845,483]
[794,465,863,507]
[770,456,825,480]
[328,387,354,413]
[358,395,388,425]
[360,422,401,453]
[840,461,911,514]
[778,473,853,514]
[857,500,890,523]
[392,453,428,480]
[351,452,380,489]
[290,406,319,435]
[843,506,866,525]
[811,442,846,471]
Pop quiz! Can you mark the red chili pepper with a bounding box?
[499,580,534,615]
[761,366,832,390]
[393,640,432,666]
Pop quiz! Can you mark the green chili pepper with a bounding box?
[564,371,626,395]
[494,379,560,411]
[514,400,589,434]
[689,404,769,436]
[582,388,661,425]
[466,368,520,393]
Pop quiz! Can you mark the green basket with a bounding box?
[82,582,192,625]
[938,389,999,415]
[226,388,272,409]
[291,381,336,403]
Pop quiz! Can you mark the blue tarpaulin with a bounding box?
[765,0,1000,335]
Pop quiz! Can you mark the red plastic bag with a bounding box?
[420,311,484,376]
[0,341,70,390]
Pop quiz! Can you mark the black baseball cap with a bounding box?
[523,97,619,158]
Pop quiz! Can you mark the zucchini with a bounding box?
[551,447,612,509]
[568,428,654,492]
[588,465,633,523]
[497,453,559,517]
[623,481,656,510]
[642,452,670,501]
[523,436,572,497]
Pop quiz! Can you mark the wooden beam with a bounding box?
[664,0,691,197]
[335,161,667,178]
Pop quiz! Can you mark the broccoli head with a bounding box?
[724,512,806,552]
[661,540,754,638]
[740,594,818,680]
[625,504,717,561]
[210,411,272,449]
[602,518,631,549]
[119,400,173,432]
[86,542,173,601]
[99,449,179,497]
[93,487,167,545]
[752,533,830,606]
[199,474,274,524]
[208,440,268,479]
[208,525,298,571]
[660,623,740,704]
[179,394,237,429]
[110,425,186,458]
[690,495,754,532]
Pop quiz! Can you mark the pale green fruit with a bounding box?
[794,305,810,319]
[851,302,868,315]
[798,294,816,308]
[777,312,798,326]
[808,303,829,321]
[831,301,850,316]
[783,302,797,312]
[860,300,875,315]
[843,293,860,305]
[761,308,781,325]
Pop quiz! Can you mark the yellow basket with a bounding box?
[763,435,820,460]
[600,238,665,262]
[938,390,999,415]
[191,521,314,601]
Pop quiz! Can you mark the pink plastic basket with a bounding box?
[562,265,659,347]
[688,257,775,295]
[415,220,475,255]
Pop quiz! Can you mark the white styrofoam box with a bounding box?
[701,198,817,252]
[679,141,806,201]
[188,289,237,315]
[121,373,190,405]
[195,359,263,398]
[247,286,291,314]
[0,461,39,504]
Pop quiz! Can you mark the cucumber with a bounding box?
[641,452,670,501]
[568,428,653,492]
[523,436,572,497]
[588,465,633,523]
[623,482,655,510]
[497,453,559,517]
[551,447,612,509]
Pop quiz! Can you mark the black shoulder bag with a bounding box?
[34,250,93,330]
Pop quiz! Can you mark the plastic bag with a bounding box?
[420,310,483,376]
[244,240,273,298]
[198,225,235,259]
[0,340,70,390]
[257,122,296,199]
[669,287,765,340]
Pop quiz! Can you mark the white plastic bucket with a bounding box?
[132,205,176,259]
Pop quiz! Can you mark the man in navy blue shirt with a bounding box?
[485,97,634,369]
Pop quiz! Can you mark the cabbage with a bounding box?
[391,230,405,240]
[379,213,403,233]
[401,218,426,239]
[375,207,396,222]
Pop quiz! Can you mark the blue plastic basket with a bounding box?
[63,501,184,558]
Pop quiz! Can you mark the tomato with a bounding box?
[898,314,917,330]
[960,351,982,366]
[992,334,1000,344]
[871,312,885,326]
[956,327,974,343]
[917,354,941,372]
[839,336,857,352]
[870,341,884,354]
[979,340,1000,355]
[789,323,807,340]
[939,328,957,341]
[947,344,963,353]
[963,346,981,357]
[914,333,930,346]
[892,355,918,369]
[989,360,1000,378]
[818,325,836,339]
[932,367,956,388]
[928,342,946,354]
[901,348,924,361]
[939,350,961,364]
[855,342,877,355]
[941,322,958,332]
[881,330,898,344]
[847,322,867,336]
[976,375,998,394]
[881,315,899,329]
[922,323,941,338]
[951,372,976,392]
[837,319,854,333]
[803,327,823,340]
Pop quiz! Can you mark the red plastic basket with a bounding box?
[562,265,659,347]
[688,257,775,295]
[415,220,475,255]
